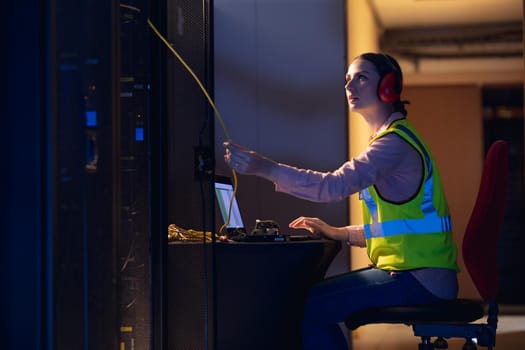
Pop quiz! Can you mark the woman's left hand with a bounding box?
[288,216,345,241]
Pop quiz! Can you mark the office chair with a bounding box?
[344,140,509,350]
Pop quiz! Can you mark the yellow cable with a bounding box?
[146,19,231,141]
[145,17,238,235]
[120,3,141,12]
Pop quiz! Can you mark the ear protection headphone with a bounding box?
[377,54,403,103]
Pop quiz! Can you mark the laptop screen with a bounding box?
[214,175,244,230]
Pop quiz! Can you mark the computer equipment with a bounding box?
[214,175,285,241]
[214,175,246,234]
[214,175,319,242]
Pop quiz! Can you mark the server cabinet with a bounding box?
[52,1,119,349]
[52,0,157,349]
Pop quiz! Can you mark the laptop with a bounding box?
[214,175,247,236]
[214,175,319,242]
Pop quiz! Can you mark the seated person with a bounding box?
[223,52,458,350]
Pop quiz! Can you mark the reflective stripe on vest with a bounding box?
[364,213,452,239]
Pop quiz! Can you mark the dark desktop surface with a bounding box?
[228,232,322,242]
[167,239,341,350]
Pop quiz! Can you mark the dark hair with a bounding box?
[354,52,410,116]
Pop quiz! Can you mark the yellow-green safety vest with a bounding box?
[360,118,459,271]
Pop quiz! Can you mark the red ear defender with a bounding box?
[378,71,401,103]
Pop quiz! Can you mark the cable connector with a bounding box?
[194,146,214,180]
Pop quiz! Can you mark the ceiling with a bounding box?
[369,0,523,60]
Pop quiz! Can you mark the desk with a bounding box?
[167,239,341,350]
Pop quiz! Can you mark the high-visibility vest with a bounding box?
[360,118,459,271]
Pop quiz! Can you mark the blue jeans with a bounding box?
[302,267,442,350]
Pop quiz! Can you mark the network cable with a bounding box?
[120,4,239,235]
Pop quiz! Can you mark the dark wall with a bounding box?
[213,0,349,276]
[483,86,525,304]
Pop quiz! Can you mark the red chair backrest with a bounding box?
[462,140,508,302]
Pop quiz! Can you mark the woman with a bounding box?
[223,52,458,350]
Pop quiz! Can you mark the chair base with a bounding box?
[433,337,448,349]
[414,323,495,349]
[417,337,481,350]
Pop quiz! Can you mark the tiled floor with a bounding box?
[350,314,525,350]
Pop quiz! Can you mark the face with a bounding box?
[345,58,382,112]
